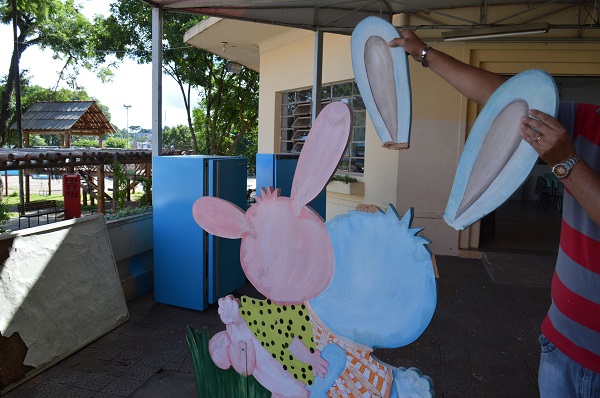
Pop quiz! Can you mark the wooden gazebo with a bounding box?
[14,101,115,148]
[0,148,152,214]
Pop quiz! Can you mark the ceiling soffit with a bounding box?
[145,1,599,40]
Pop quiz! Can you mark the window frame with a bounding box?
[279,80,365,175]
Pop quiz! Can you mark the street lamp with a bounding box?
[123,104,132,148]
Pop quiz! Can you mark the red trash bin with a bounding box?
[63,174,81,219]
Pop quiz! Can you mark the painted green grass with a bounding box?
[186,326,270,398]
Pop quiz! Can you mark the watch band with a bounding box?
[552,154,580,179]
[421,45,432,68]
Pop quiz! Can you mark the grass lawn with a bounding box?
[2,192,145,218]
[4,193,65,206]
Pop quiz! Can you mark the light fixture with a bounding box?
[442,22,550,41]
[226,62,243,74]
[392,13,408,27]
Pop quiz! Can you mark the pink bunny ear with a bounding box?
[192,196,250,239]
[291,102,352,215]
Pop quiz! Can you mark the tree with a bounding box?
[99,0,259,163]
[192,65,259,166]
[28,134,45,146]
[0,0,109,146]
[104,136,127,148]
[162,124,193,152]
[99,0,206,152]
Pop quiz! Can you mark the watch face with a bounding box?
[553,164,568,178]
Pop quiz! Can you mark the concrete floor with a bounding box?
[2,199,561,398]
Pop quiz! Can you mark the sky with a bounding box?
[0,1,199,131]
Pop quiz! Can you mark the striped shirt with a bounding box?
[541,102,600,373]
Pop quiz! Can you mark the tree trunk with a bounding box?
[185,84,199,153]
[0,29,28,147]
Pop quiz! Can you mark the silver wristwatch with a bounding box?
[552,155,580,179]
[421,45,432,68]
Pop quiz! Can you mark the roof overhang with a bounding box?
[183,17,297,71]
[143,1,600,38]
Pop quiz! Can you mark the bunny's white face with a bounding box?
[193,102,352,306]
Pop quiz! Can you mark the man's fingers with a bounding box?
[528,109,562,130]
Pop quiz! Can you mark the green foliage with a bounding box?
[21,83,94,108]
[105,205,152,220]
[99,0,207,149]
[162,124,194,151]
[111,162,128,209]
[104,136,128,148]
[134,176,152,206]
[0,202,11,229]
[236,128,258,174]
[28,134,46,147]
[185,326,270,398]
[0,0,109,146]
[100,0,259,166]
[192,65,259,161]
[332,174,359,184]
[72,137,99,147]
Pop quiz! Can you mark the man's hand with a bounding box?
[387,29,427,61]
[520,109,576,165]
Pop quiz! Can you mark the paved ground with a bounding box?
[2,251,555,398]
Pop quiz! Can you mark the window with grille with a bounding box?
[280,80,366,175]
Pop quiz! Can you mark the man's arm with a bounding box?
[388,30,506,106]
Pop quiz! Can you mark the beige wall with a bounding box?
[257,29,600,255]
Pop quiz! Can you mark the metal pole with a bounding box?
[152,7,163,157]
[311,30,324,125]
[12,0,24,205]
[123,104,131,148]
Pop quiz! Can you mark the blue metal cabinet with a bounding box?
[255,153,326,219]
[153,155,248,310]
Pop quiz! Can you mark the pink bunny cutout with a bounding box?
[192,102,352,305]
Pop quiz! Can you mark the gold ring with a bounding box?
[535,135,542,142]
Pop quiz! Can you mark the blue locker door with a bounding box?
[256,153,298,196]
[207,157,248,304]
[153,156,208,311]
[255,153,326,219]
[273,154,299,197]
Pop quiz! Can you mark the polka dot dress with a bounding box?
[239,296,317,385]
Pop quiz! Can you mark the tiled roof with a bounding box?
[12,101,115,134]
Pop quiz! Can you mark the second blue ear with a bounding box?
[351,16,412,150]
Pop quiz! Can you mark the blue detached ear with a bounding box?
[351,16,412,150]
[444,69,559,230]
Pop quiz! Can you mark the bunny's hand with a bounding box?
[218,295,242,325]
[289,337,329,377]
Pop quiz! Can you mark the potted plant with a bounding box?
[327,174,365,195]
